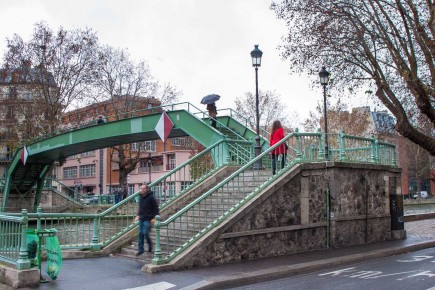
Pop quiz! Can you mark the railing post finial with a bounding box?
[16,208,31,269]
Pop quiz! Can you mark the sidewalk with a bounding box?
[2,219,434,290]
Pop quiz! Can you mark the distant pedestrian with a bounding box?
[269,120,286,175]
[115,190,122,204]
[206,103,217,128]
[134,183,159,256]
[97,115,105,124]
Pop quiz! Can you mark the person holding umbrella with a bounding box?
[207,103,217,128]
[201,94,220,129]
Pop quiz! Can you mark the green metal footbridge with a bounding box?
[0,100,399,271]
[0,102,268,211]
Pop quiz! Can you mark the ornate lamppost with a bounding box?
[319,66,331,160]
[251,44,263,169]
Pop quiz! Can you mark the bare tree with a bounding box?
[235,90,300,133]
[94,46,181,192]
[271,1,435,155]
[303,99,371,136]
[3,21,99,135]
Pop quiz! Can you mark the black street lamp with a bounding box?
[319,66,331,160]
[251,44,263,169]
[148,153,152,183]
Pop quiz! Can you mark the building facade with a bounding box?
[57,95,196,197]
[0,62,58,177]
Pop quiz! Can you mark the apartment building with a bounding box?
[57,95,196,197]
[0,61,58,177]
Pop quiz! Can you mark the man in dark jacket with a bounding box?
[134,183,159,256]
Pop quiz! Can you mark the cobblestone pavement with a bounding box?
[405,218,435,239]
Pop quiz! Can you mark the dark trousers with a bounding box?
[271,154,286,174]
[138,220,152,253]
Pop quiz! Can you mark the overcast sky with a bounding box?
[0,0,373,120]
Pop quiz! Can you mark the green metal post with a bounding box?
[374,137,379,164]
[36,207,42,231]
[152,215,162,265]
[309,144,315,160]
[33,179,44,213]
[34,165,51,212]
[1,164,13,211]
[295,128,302,161]
[91,217,101,250]
[339,130,347,161]
[370,134,376,163]
[318,128,324,160]
[16,209,31,270]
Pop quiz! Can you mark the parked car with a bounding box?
[412,191,429,199]
[80,193,99,204]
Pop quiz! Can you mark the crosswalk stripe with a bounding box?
[122,281,176,290]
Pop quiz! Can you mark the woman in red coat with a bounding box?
[269,120,286,175]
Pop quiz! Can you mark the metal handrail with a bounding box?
[25,102,247,145]
[1,130,396,257]
[216,107,271,141]
[151,130,397,264]
[0,209,30,269]
[0,138,252,251]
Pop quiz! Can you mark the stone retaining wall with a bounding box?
[170,162,402,270]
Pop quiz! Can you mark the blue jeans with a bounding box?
[138,220,152,253]
[271,154,286,174]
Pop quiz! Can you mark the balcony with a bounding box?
[166,163,176,170]
[138,165,163,173]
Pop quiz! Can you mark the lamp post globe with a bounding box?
[318,66,331,160]
[251,45,263,170]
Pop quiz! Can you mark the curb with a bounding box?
[182,240,435,290]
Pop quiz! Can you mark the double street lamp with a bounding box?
[319,66,331,160]
[251,44,263,169]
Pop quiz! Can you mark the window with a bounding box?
[181,181,193,192]
[167,155,176,170]
[80,151,96,158]
[63,167,77,179]
[152,184,163,197]
[67,154,78,160]
[170,137,194,147]
[80,164,96,177]
[167,182,176,197]
[132,141,156,152]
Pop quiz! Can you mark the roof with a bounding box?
[0,66,57,87]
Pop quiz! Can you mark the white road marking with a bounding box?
[123,281,176,290]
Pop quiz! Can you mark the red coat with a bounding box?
[270,127,286,154]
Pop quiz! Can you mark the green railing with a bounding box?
[0,209,31,269]
[1,139,252,251]
[43,178,117,207]
[151,129,397,265]
[0,102,252,210]
[217,108,271,141]
[1,130,396,263]
[26,102,247,144]
[43,178,86,207]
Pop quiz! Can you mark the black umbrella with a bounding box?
[201,94,220,105]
